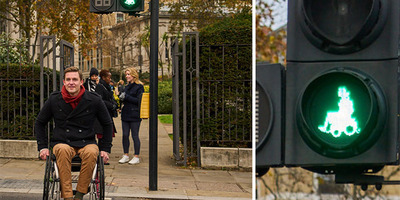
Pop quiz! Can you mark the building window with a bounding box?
[97,48,103,69]
[86,60,89,71]
[100,48,103,69]
[115,47,119,66]
[165,37,169,59]
[117,13,124,23]
[130,43,133,62]
[96,48,99,69]
[78,51,81,69]
[123,45,126,64]
[0,18,6,34]
[90,49,93,69]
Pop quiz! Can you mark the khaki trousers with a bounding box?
[53,143,99,198]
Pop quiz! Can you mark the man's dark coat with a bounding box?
[35,91,113,153]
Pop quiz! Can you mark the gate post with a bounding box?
[59,39,74,88]
[172,38,181,162]
[194,33,200,167]
[39,36,57,109]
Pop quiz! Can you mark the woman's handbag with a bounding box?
[140,93,150,119]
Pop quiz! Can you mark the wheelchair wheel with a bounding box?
[90,155,105,200]
[43,156,51,199]
[98,156,105,200]
[43,155,61,200]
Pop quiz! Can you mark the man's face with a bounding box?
[63,72,83,96]
[90,74,98,81]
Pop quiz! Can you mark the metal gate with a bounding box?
[0,36,40,139]
[172,32,200,166]
[39,36,74,108]
[172,32,252,167]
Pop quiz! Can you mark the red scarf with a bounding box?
[61,85,85,109]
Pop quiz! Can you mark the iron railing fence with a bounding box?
[0,39,41,139]
[0,35,73,140]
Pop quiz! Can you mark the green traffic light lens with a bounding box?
[120,0,140,10]
[297,68,386,158]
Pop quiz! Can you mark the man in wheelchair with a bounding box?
[35,66,113,200]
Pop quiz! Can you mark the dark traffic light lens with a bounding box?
[299,0,387,54]
[120,0,140,10]
[255,82,273,151]
[297,68,386,158]
[303,0,373,45]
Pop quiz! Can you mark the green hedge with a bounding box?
[158,79,172,114]
[199,11,252,46]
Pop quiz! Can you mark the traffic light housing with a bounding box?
[285,0,399,173]
[90,0,144,14]
[256,63,285,177]
[90,0,116,14]
[117,0,144,13]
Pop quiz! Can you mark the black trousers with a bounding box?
[122,121,141,155]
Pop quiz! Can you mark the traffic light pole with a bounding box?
[149,0,159,191]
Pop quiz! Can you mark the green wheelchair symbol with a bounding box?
[318,86,361,138]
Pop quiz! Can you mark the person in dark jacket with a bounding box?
[35,66,112,200]
[83,68,98,92]
[94,69,117,138]
[118,67,144,165]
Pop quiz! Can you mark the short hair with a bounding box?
[64,66,83,80]
[99,69,111,79]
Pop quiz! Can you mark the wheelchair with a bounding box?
[42,151,105,200]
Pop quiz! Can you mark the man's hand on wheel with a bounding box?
[39,148,50,160]
[100,151,109,163]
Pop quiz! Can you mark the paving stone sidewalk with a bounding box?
[0,116,252,199]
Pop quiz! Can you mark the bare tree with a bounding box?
[103,16,140,80]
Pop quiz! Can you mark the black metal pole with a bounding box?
[149,0,159,191]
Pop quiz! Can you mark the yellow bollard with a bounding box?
[140,93,150,118]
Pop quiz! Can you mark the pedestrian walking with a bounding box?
[118,67,144,165]
[35,66,112,200]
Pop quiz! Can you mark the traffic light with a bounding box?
[90,0,116,14]
[285,0,399,173]
[90,0,144,14]
[256,63,285,177]
[117,0,144,13]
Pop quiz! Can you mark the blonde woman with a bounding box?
[118,67,144,165]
